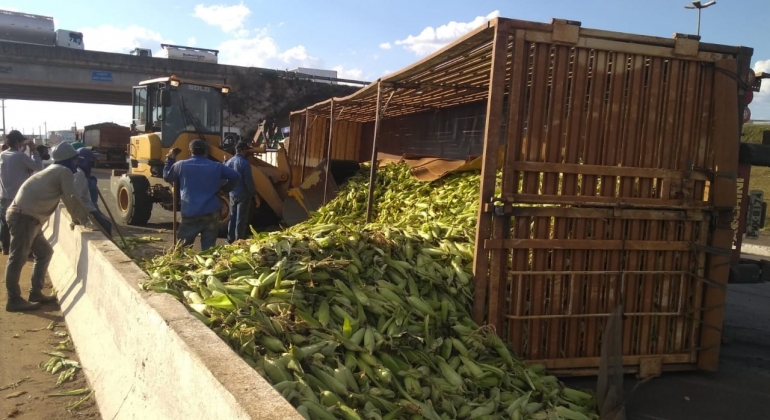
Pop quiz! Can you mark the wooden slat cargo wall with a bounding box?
[375,101,488,159]
[287,17,751,375]
[474,22,744,375]
[288,112,363,187]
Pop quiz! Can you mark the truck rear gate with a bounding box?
[289,17,753,376]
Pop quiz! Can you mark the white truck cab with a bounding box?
[130,48,152,57]
[55,29,83,49]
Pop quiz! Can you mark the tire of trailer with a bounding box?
[116,175,152,225]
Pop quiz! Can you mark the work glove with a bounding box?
[167,148,182,159]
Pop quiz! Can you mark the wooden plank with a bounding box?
[640,58,664,199]
[472,25,510,325]
[503,31,528,351]
[510,193,711,209]
[576,27,741,56]
[485,238,692,251]
[661,60,683,172]
[619,56,647,355]
[637,221,661,355]
[582,50,608,198]
[689,220,708,361]
[486,30,513,333]
[503,161,709,180]
[523,31,727,63]
[545,45,570,359]
[527,353,693,370]
[510,206,707,221]
[673,222,695,353]
[623,219,643,355]
[694,67,715,201]
[584,216,607,358]
[526,42,552,361]
[656,221,678,355]
[507,309,682,319]
[620,55,646,197]
[698,58,740,371]
[563,47,589,361]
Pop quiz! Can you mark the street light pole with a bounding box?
[685,1,716,37]
[1,99,5,135]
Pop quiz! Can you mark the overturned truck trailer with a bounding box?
[289,18,758,376]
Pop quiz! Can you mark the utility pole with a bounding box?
[684,1,716,37]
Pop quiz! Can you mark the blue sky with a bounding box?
[2,0,769,132]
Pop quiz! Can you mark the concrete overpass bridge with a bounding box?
[0,41,365,105]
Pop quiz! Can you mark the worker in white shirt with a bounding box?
[4,142,88,312]
[0,130,43,255]
[75,148,111,234]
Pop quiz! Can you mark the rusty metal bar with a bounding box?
[365,82,384,223]
[300,110,310,181]
[323,101,335,204]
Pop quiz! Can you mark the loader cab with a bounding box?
[131,77,230,149]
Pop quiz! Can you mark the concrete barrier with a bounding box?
[44,206,302,420]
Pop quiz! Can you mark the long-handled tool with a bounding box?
[95,188,128,249]
[172,181,178,247]
[69,196,121,248]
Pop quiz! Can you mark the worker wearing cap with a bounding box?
[224,142,259,243]
[4,142,89,312]
[163,139,240,250]
[0,130,43,255]
[75,148,112,235]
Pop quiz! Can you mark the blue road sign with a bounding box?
[91,70,113,82]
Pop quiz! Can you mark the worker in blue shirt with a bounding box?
[163,140,240,250]
[224,142,259,243]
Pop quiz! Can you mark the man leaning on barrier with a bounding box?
[4,142,89,313]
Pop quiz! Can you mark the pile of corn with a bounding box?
[142,164,598,420]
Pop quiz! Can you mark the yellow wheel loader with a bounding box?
[110,76,358,232]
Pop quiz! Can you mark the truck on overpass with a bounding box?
[0,9,83,49]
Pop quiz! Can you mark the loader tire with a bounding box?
[116,176,152,225]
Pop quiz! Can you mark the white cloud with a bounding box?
[752,59,770,119]
[394,10,500,56]
[187,36,197,47]
[78,24,172,54]
[217,30,320,69]
[193,3,251,34]
[382,70,392,76]
[379,42,392,50]
[279,45,318,67]
[755,59,770,76]
[332,66,363,81]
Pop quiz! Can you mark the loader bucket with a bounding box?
[283,159,360,226]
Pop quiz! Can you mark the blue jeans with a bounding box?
[5,212,53,299]
[227,196,251,243]
[91,210,112,236]
[0,198,11,253]
[87,177,99,208]
[178,211,219,251]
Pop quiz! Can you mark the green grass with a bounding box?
[742,125,770,228]
[742,124,770,144]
